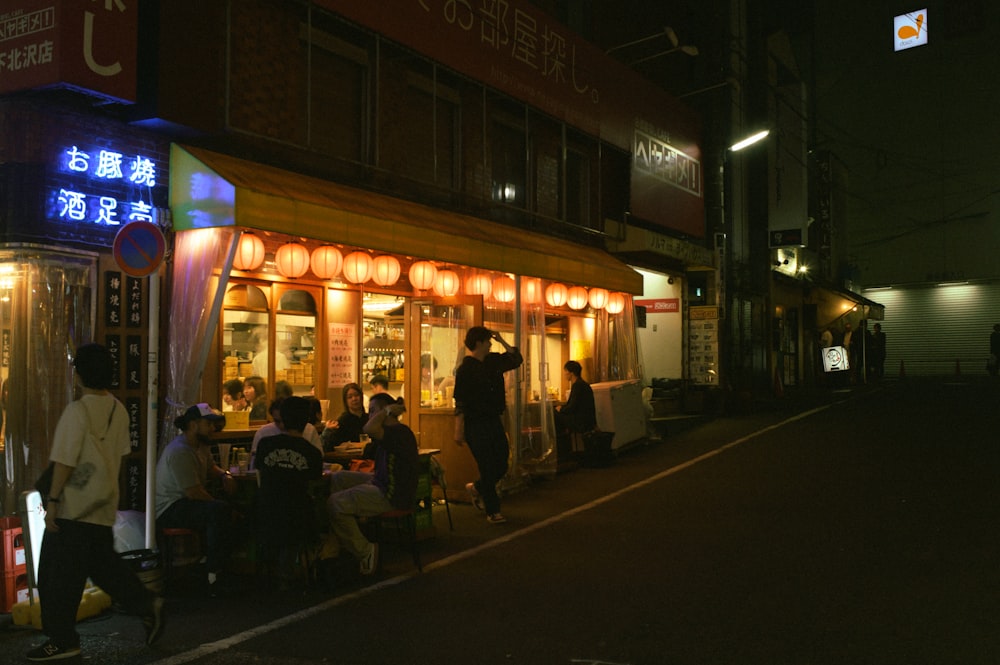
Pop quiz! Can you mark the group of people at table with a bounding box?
[154,381,419,592]
[152,326,599,593]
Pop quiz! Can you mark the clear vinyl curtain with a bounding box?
[594,295,640,383]
[159,228,235,450]
[0,248,94,516]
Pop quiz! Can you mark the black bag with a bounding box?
[581,431,616,468]
[35,462,55,499]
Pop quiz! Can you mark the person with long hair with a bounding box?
[243,376,268,421]
[321,382,367,451]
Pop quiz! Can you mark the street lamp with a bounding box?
[606,25,698,65]
[729,129,770,152]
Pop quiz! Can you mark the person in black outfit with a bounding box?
[255,396,323,588]
[555,360,597,455]
[321,383,368,453]
[453,326,523,524]
[989,324,1000,377]
[868,323,886,380]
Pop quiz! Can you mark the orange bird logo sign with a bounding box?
[894,10,928,51]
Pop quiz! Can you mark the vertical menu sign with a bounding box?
[689,306,719,385]
[328,322,356,388]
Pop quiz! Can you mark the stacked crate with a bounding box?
[1,517,28,613]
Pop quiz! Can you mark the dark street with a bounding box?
[4,377,999,665]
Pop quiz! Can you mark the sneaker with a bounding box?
[486,512,507,524]
[26,640,81,661]
[143,596,165,646]
[359,542,379,575]
[465,482,484,511]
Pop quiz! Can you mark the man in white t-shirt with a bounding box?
[29,344,164,662]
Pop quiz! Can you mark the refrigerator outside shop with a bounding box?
[591,379,646,450]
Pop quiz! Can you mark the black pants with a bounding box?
[38,519,153,648]
[464,416,509,515]
[158,497,235,575]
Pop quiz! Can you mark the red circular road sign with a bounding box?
[113,221,166,277]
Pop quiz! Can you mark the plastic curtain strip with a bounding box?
[160,228,234,448]
[594,294,641,383]
[0,250,94,515]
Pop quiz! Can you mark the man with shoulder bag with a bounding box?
[27,344,164,662]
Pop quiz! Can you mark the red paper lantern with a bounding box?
[408,261,437,290]
[233,232,265,271]
[310,245,343,279]
[342,251,374,284]
[275,242,310,278]
[371,255,401,286]
[606,292,627,314]
[493,275,516,303]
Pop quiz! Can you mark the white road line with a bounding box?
[150,403,832,665]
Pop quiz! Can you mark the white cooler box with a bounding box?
[590,379,646,449]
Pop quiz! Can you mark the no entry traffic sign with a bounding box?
[113,221,166,277]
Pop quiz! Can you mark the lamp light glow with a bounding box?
[566,286,589,310]
[606,292,627,314]
[433,269,460,297]
[545,282,568,308]
[371,255,401,286]
[342,251,374,284]
[493,276,516,303]
[233,232,265,271]
[310,245,343,279]
[729,130,770,152]
[408,261,437,290]
[588,287,609,310]
[275,242,310,278]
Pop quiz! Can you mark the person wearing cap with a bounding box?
[155,402,237,594]
[326,393,419,575]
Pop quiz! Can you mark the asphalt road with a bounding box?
[3,377,999,665]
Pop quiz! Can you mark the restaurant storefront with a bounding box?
[167,144,644,491]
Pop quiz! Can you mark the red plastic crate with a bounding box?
[1,570,29,613]
[0,517,25,575]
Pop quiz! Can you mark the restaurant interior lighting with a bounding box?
[566,286,589,310]
[606,292,627,314]
[342,250,374,284]
[493,275,516,303]
[545,282,568,308]
[433,269,460,297]
[275,241,310,278]
[310,245,343,279]
[408,260,437,290]
[233,232,265,271]
[371,255,401,286]
[588,287,609,310]
[523,278,543,304]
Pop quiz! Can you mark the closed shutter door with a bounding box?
[864,284,1000,376]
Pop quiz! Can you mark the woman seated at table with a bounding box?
[243,376,269,422]
[321,383,368,453]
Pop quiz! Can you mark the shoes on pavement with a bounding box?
[465,482,484,511]
[486,512,507,524]
[143,596,165,646]
[360,542,379,575]
[26,640,81,661]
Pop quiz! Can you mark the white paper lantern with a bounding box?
[275,242,310,278]
[371,255,401,286]
[233,232,265,271]
[342,251,374,284]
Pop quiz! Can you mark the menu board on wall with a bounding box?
[689,307,719,385]
[105,272,122,327]
[328,322,356,388]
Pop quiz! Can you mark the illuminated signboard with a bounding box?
[894,10,928,52]
[49,143,162,229]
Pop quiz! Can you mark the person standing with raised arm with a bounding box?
[453,326,523,524]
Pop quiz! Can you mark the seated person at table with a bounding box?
[222,378,247,412]
[369,374,390,395]
[155,403,237,594]
[321,383,367,453]
[251,397,322,468]
[554,360,597,453]
[255,396,323,587]
[243,376,269,422]
[326,394,419,575]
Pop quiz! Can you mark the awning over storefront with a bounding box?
[169,144,643,294]
[803,277,885,325]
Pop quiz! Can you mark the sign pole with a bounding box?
[145,267,159,549]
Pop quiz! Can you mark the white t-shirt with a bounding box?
[49,394,130,527]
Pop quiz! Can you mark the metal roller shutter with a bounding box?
[863,283,1000,377]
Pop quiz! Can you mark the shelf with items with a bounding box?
[363,315,406,384]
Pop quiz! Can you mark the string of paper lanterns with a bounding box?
[233,237,630,313]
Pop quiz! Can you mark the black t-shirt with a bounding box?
[256,433,323,541]
[371,423,420,510]
[454,350,522,420]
